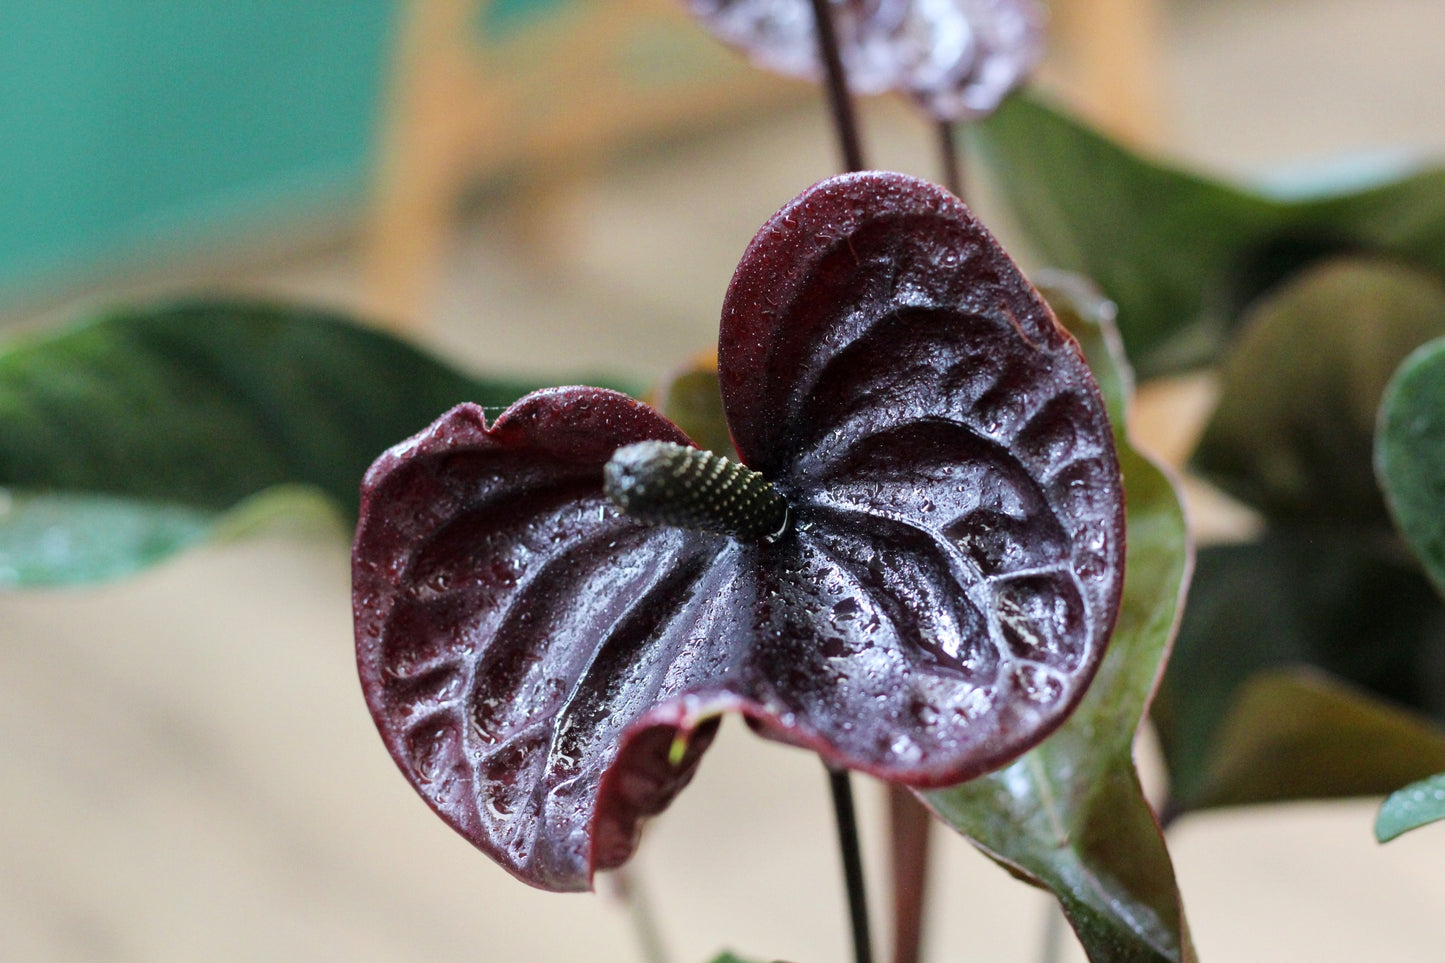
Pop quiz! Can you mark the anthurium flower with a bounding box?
[353,171,1124,891]
[683,0,1045,121]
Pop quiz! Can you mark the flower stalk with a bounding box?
[829,765,875,963]
[937,121,963,199]
[808,0,865,172]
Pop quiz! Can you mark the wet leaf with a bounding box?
[972,95,1445,377]
[0,301,593,586]
[354,172,1125,891]
[1195,259,1445,526]
[1377,336,1445,597]
[923,279,1196,962]
[1154,532,1445,814]
[685,0,1044,121]
[1376,771,1445,843]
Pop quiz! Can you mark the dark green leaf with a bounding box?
[1154,531,1445,814]
[1194,259,1445,526]
[924,280,1196,962]
[1302,168,1445,278]
[0,300,625,586]
[705,953,791,963]
[1377,336,1445,597]
[1376,771,1445,842]
[1179,668,1445,814]
[973,96,1445,377]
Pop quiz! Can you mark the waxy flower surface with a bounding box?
[684,0,1045,121]
[353,172,1124,891]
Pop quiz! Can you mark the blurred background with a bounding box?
[4,1,1445,960]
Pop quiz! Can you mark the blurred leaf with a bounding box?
[973,96,1445,377]
[0,300,630,586]
[652,352,737,458]
[924,280,1196,962]
[1154,531,1445,814]
[0,485,338,586]
[1303,167,1445,276]
[1376,771,1445,842]
[1377,336,1445,597]
[706,954,791,963]
[1194,259,1445,526]
[1182,668,1445,813]
[0,492,216,586]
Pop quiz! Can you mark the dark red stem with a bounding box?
[888,785,931,963]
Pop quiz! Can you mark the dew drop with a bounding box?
[1012,664,1064,705]
[909,697,940,726]
[890,733,921,763]
[406,720,456,784]
[485,793,516,819]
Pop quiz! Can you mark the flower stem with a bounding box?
[807,0,866,172]
[809,8,871,959]
[887,785,931,963]
[936,120,964,199]
[827,765,874,963]
[607,868,671,963]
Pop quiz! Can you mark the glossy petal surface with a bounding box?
[685,0,1044,120]
[354,173,1124,891]
[925,277,1195,962]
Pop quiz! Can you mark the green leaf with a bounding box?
[1154,531,1445,814]
[924,279,1196,962]
[705,954,791,963]
[0,491,216,585]
[1377,336,1445,597]
[1194,259,1445,526]
[0,300,628,586]
[973,96,1445,377]
[652,354,737,458]
[1178,668,1445,815]
[1376,771,1445,842]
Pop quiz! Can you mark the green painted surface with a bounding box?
[0,2,399,307]
[485,0,570,35]
[0,1,591,311]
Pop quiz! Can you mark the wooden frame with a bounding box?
[364,0,1165,328]
[364,0,791,327]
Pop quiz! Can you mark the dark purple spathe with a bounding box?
[353,171,1124,892]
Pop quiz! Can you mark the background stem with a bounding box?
[828,765,875,963]
[807,0,865,172]
[607,867,670,963]
[936,120,963,198]
[887,785,932,963]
